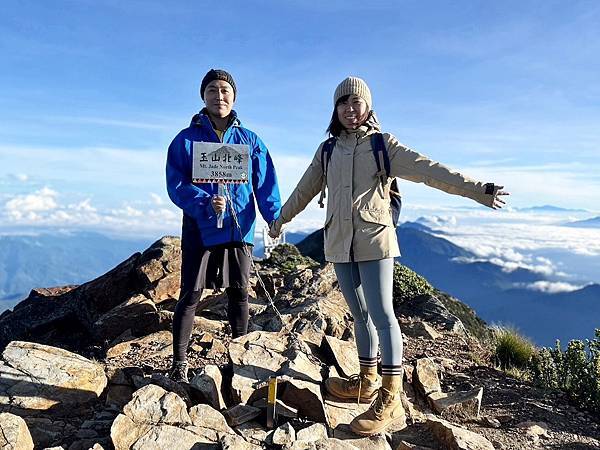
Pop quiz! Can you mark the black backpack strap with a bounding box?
[371,132,389,185]
[318,137,336,208]
[372,133,402,226]
[389,177,402,227]
[320,137,336,175]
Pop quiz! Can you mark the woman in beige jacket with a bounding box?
[270,77,508,436]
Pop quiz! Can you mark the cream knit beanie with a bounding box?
[333,76,372,110]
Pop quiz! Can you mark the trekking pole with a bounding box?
[266,376,278,429]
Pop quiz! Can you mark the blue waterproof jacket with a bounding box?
[166,110,281,247]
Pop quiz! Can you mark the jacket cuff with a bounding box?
[484,183,496,195]
[475,183,497,208]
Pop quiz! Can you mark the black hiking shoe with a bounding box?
[168,360,189,383]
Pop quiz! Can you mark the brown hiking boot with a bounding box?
[325,373,380,403]
[350,387,406,436]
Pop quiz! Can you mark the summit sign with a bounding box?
[192,142,250,184]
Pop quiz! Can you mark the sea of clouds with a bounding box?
[407,205,600,289]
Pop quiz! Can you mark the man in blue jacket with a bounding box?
[166,69,281,382]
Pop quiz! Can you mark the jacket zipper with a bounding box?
[350,135,358,262]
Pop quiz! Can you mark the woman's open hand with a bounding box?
[491,185,510,210]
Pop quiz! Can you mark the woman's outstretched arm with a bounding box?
[386,133,509,208]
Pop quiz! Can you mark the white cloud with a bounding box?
[150,193,165,206]
[1,187,181,237]
[68,198,96,212]
[451,254,557,277]
[147,208,179,220]
[492,258,556,277]
[519,281,586,294]
[126,206,143,217]
[417,215,457,227]
[439,221,600,259]
[23,211,41,221]
[4,187,59,220]
[49,210,76,223]
[535,256,553,265]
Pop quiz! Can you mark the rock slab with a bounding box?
[414,358,441,397]
[0,341,107,414]
[323,336,359,378]
[111,384,236,450]
[426,416,495,450]
[0,412,34,450]
[428,387,483,418]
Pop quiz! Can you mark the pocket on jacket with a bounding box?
[358,208,393,227]
[324,210,334,230]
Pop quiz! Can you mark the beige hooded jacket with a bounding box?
[276,125,498,263]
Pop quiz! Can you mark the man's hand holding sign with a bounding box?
[211,194,226,214]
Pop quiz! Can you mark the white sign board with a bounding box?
[192,142,250,184]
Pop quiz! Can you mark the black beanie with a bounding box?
[200,69,237,100]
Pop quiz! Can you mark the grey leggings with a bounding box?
[334,258,403,376]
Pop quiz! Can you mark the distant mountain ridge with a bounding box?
[517,205,589,213]
[564,216,600,228]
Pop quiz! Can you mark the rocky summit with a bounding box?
[0,237,598,449]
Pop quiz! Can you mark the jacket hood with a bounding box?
[190,108,241,128]
[364,110,381,132]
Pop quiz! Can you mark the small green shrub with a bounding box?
[392,263,433,303]
[492,326,535,370]
[263,243,319,274]
[530,329,600,414]
[530,347,559,389]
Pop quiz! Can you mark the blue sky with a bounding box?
[1,0,600,238]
